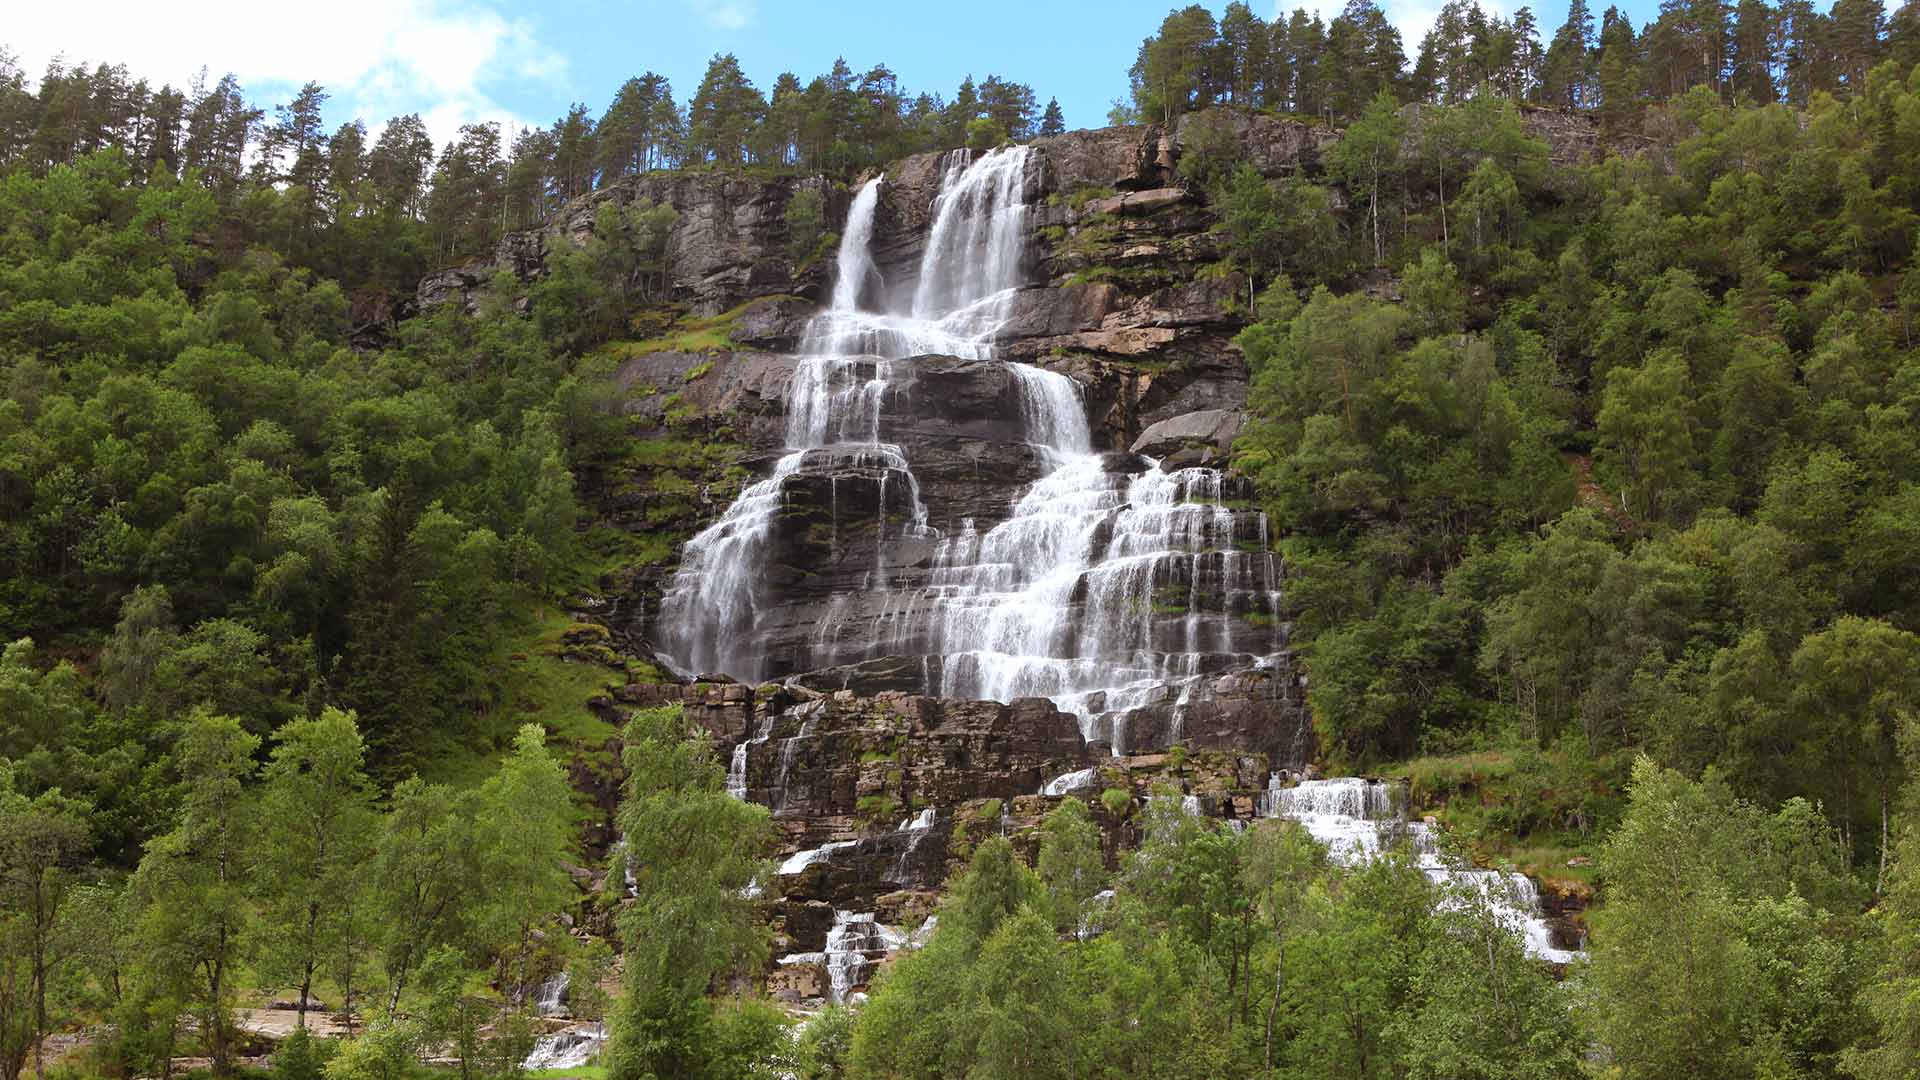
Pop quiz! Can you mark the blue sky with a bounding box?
[14,0,1695,149]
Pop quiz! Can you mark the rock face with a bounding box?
[535,110,1636,1000]
[1172,109,1341,176]
[418,173,845,317]
[569,122,1361,1001]
[1131,409,1246,468]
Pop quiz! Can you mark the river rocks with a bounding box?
[741,688,1090,848]
[615,678,758,745]
[1114,668,1313,765]
[1131,408,1246,467]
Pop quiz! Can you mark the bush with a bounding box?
[785,188,825,261]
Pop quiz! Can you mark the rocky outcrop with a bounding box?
[1172,109,1341,177]
[1131,408,1246,467]
[1030,124,1170,192]
[741,686,1090,845]
[418,174,845,317]
[613,347,798,450]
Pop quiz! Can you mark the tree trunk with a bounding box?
[1263,946,1285,1070]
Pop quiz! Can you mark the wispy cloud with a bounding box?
[8,0,562,149]
[689,0,759,32]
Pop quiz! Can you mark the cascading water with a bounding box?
[523,1025,606,1071]
[1266,778,1580,963]
[659,145,1285,756]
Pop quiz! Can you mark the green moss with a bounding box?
[682,360,714,383]
[601,295,801,358]
[1066,185,1118,210]
[796,229,840,271]
[856,793,900,822]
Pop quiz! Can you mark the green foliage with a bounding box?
[793,1004,857,1080]
[849,807,1576,1080]
[1035,799,1107,932]
[606,706,774,1080]
[785,188,826,261]
[1587,759,1868,1080]
[254,708,378,1028]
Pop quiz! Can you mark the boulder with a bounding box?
[1130,408,1246,467]
[730,296,819,350]
[1080,187,1190,218]
[1103,274,1248,331]
[997,284,1119,340]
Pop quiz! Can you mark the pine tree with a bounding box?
[1594,5,1643,129]
[1220,1,1269,104]
[688,54,764,167]
[367,113,433,218]
[1728,0,1780,100]
[1540,0,1596,107]
[1038,97,1066,137]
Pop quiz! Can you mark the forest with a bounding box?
[7,0,1920,1076]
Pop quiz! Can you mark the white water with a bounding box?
[777,909,922,1004]
[1265,778,1579,963]
[523,1024,605,1071]
[778,839,858,876]
[533,971,569,1017]
[1040,767,1097,796]
[659,146,1285,761]
[891,808,938,883]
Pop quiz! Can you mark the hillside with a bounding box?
[10,2,1920,1078]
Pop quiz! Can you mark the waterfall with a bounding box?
[890,808,938,883]
[778,839,857,876]
[1040,767,1097,796]
[1265,778,1579,963]
[725,742,748,800]
[661,143,1285,786]
[533,971,569,1017]
[523,1024,606,1071]
[823,911,909,1002]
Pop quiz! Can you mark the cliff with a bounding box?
[521,108,1605,1005]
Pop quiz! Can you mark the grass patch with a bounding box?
[1381,746,1629,873]
[1066,185,1118,211]
[856,793,901,822]
[419,604,624,790]
[603,295,797,358]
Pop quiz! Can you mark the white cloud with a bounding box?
[688,0,758,32]
[7,0,561,149]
